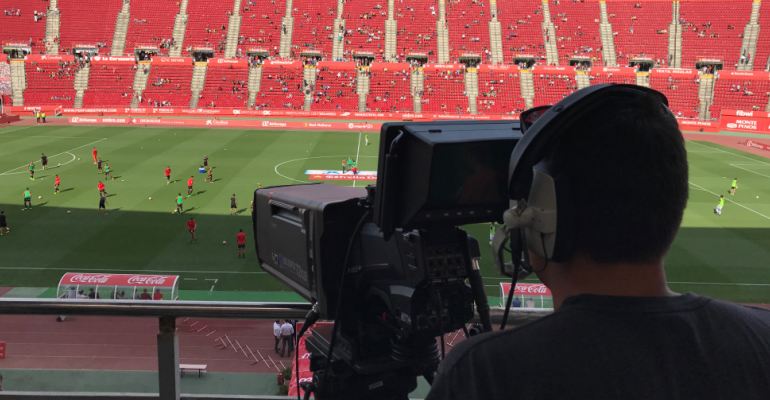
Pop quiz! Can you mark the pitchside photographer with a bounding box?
[426,86,770,399]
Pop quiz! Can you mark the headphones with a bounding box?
[502,84,674,265]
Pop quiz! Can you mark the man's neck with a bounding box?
[542,254,677,309]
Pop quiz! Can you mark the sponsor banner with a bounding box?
[500,283,552,296]
[678,119,717,128]
[6,105,62,112]
[592,67,637,77]
[63,108,119,114]
[179,108,225,115]
[422,63,466,71]
[91,55,136,65]
[208,58,249,68]
[306,170,377,176]
[370,62,412,71]
[649,68,698,78]
[317,61,357,69]
[745,140,770,152]
[719,115,770,133]
[60,273,178,288]
[264,60,302,68]
[697,58,722,63]
[70,116,129,124]
[721,109,770,118]
[152,57,193,65]
[0,54,7,63]
[719,70,770,81]
[308,174,377,181]
[478,64,519,72]
[532,65,574,74]
[25,54,75,63]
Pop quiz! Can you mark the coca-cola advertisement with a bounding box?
[59,273,178,288]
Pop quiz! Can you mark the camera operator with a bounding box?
[426,87,770,399]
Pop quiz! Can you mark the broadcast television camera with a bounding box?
[253,121,523,400]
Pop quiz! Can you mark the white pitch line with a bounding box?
[688,140,770,166]
[0,266,266,274]
[0,137,107,176]
[273,155,376,184]
[0,126,32,135]
[0,152,76,176]
[668,281,770,287]
[353,131,362,188]
[689,181,770,221]
[729,164,770,179]
[205,278,218,291]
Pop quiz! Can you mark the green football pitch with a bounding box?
[1,124,769,303]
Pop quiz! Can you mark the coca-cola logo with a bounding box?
[127,276,168,285]
[514,284,550,294]
[68,274,112,284]
[736,110,754,117]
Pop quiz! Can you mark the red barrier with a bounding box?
[25,54,75,63]
[0,54,7,63]
[532,65,574,74]
[719,115,770,133]
[591,67,637,77]
[746,140,770,152]
[263,60,302,68]
[152,57,194,65]
[370,62,411,71]
[477,64,519,72]
[650,68,698,78]
[317,61,356,69]
[721,110,770,118]
[0,341,5,359]
[423,63,466,71]
[678,119,720,132]
[68,117,383,131]
[719,71,770,81]
[0,115,21,124]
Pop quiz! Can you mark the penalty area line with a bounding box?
[689,181,770,221]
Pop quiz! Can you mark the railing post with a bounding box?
[158,316,180,400]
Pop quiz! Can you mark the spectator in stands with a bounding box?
[525,297,535,308]
[512,297,522,308]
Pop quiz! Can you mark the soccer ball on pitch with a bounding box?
[67,211,71,214]
[222,241,227,245]
[173,209,177,214]
[38,196,42,199]
[78,158,80,160]
[58,163,61,166]
[148,197,152,200]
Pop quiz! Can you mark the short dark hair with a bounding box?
[547,93,688,264]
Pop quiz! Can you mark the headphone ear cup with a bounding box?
[550,173,576,263]
[524,163,576,263]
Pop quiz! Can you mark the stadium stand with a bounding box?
[606,1,671,65]
[532,71,577,106]
[709,75,770,118]
[184,0,232,56]
[237,0,285,57]
[140,64,194,107]
[678,0,752,68]
[291,0,338,57]
[446,0,491,61]
[82,64,135,107]
[588,70,637,85]
[753,0,770,71]
[254,64,305,110]
[58,0,123,56]
[23,61,77,107]
[123,0,178,56]
[312,65,358,110]
[650,74,700,119]
[421,68,468,113]
[549,0,603,65]
[343,0,387,58]
[366,68,414,112]
[198,67,249,108]
[394,0,439,61]
[0,0,48,54]
[476,68,523,115]
[496,0,545,63]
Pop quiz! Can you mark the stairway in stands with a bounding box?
[699,73,715,120]
[667,1,682,68]
[575,70,591,89]
[111,0,131,56]
[332,0,345,60]
[519,68,534,109]
[738,0,762,71]
[304,65,316,111]
[598,1,616,67]
[189,62,208,108]
[224,0,242,58]
[279,0,294,58]
[170,0,190,57]
[411,68,424,113]
[541,0,559,65]
[466,67,479,114]
[10,61,27,106]
[488,0,504,64]
[636,72,650,88]
[45,0,60,54]
[131,63,151,108]
[247,64,263,108]
[384,0,397,61]
[437,0,450,63]
[357,67,370,111]
[73,64,90,108]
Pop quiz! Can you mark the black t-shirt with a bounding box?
[427,294,770,400]
[0,214,6,226]
[41,155,47,163]
[231,196,236,206]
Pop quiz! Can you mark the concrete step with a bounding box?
[575,71,591,89]
[111,9,131,56]
[489,21,504,64]
[247,66,263,108]
[332,18,345,60]
[74,89,85,108]
[279,18,294,58]
[224,14,242,58]
[74,65,90,91]
[636,73,650,88]
[45,7,60,55]
[385,19,397,62]
[520,69,534,108]
[170,13,189,57]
